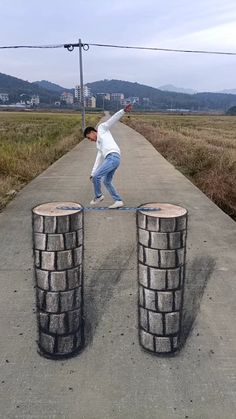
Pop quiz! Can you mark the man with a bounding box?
[84,103,132,209]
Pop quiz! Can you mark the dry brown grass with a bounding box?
[0,112,101,210]
[124,114,236,220]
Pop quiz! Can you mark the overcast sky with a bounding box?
[0,0,236,92]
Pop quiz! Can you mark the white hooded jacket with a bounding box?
[91,109,125,176]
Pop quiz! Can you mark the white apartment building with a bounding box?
[75,85,91,102]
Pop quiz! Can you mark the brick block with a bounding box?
[176,248,185,266]
[159,250,176,268]
[139,307,148,330]
[45,292,59,313]
[34,233,46,250]
[140,329,154,351]
[47,234,64,251]
[173,336,179,349]
[67,309,81,333]
[35,269,49,290]
[33,214,44,233]
[174,290,182,311]
[146,216,159,232]
[145,247,159,267]
[73,246,82,266]
[176,215,187,231]
[64,232,77,249]
[138,228,150,247]
[160,218,176,233]
[165,312,180,334]
[60,289,75,312]
[49,313,66,334]
[57,334,74,354]
[143,288,156,311]
[150,232,168,249]
[34,250,41,268]
[139,286,144,307]
[149,267,166,290]
[74,287,82,308]
[50,271,67,291]
[57,216,70,233]
[76,229,83,246]
[37,312,49,330]
[138,244,144,263]
[149,310,163,335]
[41,251,55,271]
[57,250,73,270]
[137,212,146,229]
[181,230,187,246]
[158,291,173,312]
[36,288,45,309]
[44,216,57,234]
[39,332,55,354]
[167,267,181,289]
[168,232,182,249]
[67,267,81,289]
[154,336,171,353]
[70,212,83,231]
[138,263,148,287]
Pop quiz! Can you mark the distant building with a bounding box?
[60,92,74,105]
[121,96,140,105]
[30,95,40,106]
[75,85,91,102]
[0,93,9,102]
[85,96,96,108]
[110,93,124,103]
[96,92,111,101]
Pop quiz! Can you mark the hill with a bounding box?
[158,84,197,94]
[32,80,73,94]
[0,73,60,103]
[1,72,236,111]
[87,79,236,111]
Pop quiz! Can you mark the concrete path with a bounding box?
[0,116,236,419]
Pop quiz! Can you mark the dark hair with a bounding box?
[84,126,97,137]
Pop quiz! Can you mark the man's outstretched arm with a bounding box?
[101,103,132,130]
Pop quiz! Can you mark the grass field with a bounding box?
[0,111,101,210]
[124,113,236,220]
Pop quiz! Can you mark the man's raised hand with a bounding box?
[124,103,133,113]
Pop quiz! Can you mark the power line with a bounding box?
[88,42,236,56]
[0,44,64,49]
[0,41,236,56]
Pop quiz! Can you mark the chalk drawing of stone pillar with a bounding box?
[137,203,187,354]
[32,202,84,359]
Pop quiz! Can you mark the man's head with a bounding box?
[84,127,97,141]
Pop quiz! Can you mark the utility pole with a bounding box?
[79,39,86,132]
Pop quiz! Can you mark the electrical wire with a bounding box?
[0,41,236,56]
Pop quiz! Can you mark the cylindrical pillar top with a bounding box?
[33,202,82,217]
[139,203,187,218]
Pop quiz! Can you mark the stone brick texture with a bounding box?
[32,208,84,358]
[137,209,187,354]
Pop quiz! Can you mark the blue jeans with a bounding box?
[93,152,122,201]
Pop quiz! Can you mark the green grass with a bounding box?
[124,113,236,220]
[0,111,101,209]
